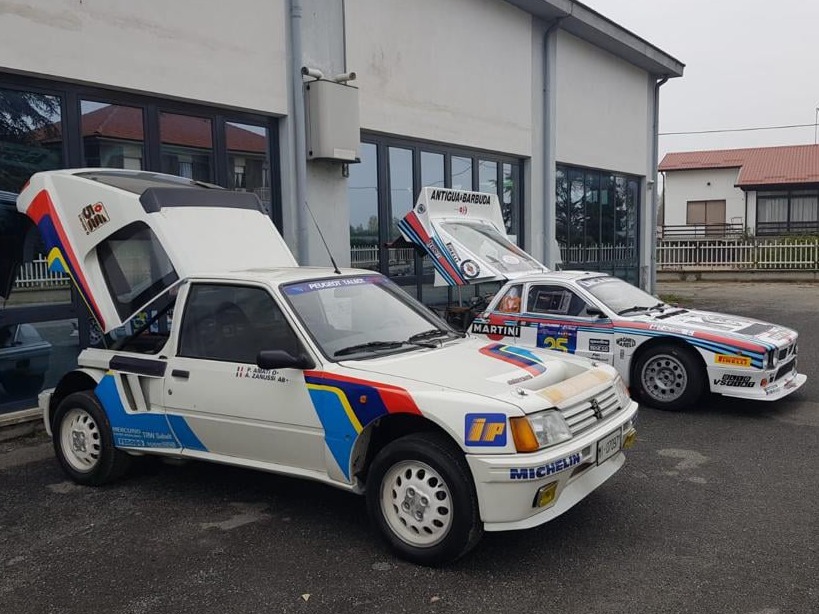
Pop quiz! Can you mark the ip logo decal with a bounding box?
[464,413,507,447]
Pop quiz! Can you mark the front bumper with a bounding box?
[466,400,638,532]
[708,358,806,401]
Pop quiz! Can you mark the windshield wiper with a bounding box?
[617,305,653,315]
[334,341,406,357]
[408,328,457,343]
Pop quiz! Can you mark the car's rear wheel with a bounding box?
[366,432,483,566]
[634,344,704,410]
[53,391,132,485]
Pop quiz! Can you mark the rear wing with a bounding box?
[398,187,547,286]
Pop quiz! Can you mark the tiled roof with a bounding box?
[79,105,266,153]
[659,144,819,187]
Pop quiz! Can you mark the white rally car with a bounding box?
[400,187,806,411]
[0,169,638,565]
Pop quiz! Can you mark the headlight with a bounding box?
[510,410,573,452]
[614,376,631,409]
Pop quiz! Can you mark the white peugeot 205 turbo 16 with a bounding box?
[0,169,638,565]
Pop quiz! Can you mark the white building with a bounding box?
[660,145,819,237]
[0,0,682,412]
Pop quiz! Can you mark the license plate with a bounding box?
[597,429,622,465]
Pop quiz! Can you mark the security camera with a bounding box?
[333,72,357,84]
[301,67,324,80]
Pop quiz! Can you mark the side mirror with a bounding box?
[585,306,606,318]
[256,350,315,371]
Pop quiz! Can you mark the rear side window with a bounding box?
[97,222,178,319]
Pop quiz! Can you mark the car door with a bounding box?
[163,282,326,472]
[523,283,615,364]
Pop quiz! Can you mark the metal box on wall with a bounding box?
[305,80,360,162]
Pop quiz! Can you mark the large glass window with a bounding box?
[0,72,280,414]
[349,135,524,307]
[160,112,214,182]
[388,147,415,279]
[226,122,271,214]
[757,190,819,235]
[0,87,63,193]
[348,142,379,272]
[557,164,640,284]
[81,101,144,170]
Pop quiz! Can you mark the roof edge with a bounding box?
[505,0,684,77]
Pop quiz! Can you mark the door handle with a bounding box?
[171,369,189,379]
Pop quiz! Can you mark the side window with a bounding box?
[179,284,302,363]
[97,222,179,320]
[497,285,522,313]
[527,285,589,317]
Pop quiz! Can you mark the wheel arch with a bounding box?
[630,335,708,385]
[47,369,104,433]
[352,413,459,490]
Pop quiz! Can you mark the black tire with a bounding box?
[1,373,45,397]
[52,390,132,486]
[366,432,483,566]
[633,343,705,411]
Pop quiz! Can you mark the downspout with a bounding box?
[543,17,565,268]
[289,0,309,264]
[649,75,669,293]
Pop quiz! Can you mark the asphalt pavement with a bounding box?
[1,282,817,614]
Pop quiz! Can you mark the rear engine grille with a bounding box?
[559,385,622,436]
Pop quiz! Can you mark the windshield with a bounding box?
[282,275,455,360]
[577,276,665,315]
[436,220,543,275]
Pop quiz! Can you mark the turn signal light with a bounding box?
[510,417,539,453]
[622,428,637,450]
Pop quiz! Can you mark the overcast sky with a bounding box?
[581,0,819,160]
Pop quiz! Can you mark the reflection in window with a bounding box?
[348,143,379,271]
[451,156,472,191]
[160,112,213,182]
[421,152,444,188]
[557,164,640,283]
[226,122,270,213]
[388,147,414,278]
[0,318,78,411]
[0,87,63,193]
[81,101,144,170]
[479,160,497,195]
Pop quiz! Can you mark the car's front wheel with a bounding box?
[366,432,483,566]
[634,344,704,410]
[53,391,132,485]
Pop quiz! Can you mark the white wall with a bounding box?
[554,31,650,177]
[0,0,288,114]
[662,168,744,226]
[345,0,533,156]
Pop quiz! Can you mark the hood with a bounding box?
[341,337,614,410]
[630,308,797,351]
[398,187,548,286]
[14,169,297,333]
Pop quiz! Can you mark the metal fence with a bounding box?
[657,238,819,271]
[14,255,71,289]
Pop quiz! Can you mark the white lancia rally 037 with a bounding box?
[399,187,806,411]
[3,170,638,565]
